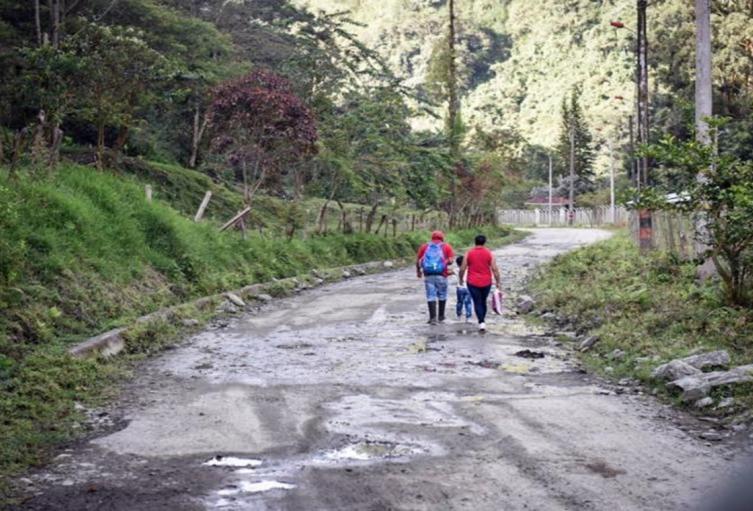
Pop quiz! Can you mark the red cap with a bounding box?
[431,230,445,241]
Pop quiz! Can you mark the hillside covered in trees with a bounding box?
[300,0,753,182]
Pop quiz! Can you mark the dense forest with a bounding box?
[0,0,517,227]
[302,0,753,202]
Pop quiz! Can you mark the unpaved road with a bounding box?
[15,229,741,510]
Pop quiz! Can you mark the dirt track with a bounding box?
[15,229,741,510]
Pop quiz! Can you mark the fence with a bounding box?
[310,202,451,236]
[629,210,696,259]
[497,206,629,227]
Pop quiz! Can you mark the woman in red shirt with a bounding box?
[458,234,501,331]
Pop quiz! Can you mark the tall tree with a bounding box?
[208,70,318,204]
[64,22,167,168]
[556,86,595,199]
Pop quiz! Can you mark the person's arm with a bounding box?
[445,244,455,270]
[491,256,502,288]
[416,245,425,279]
[458,256,469,286]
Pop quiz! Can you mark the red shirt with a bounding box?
[417,242,455,277]
[465,246,494,287]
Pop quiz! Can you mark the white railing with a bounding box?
[498,206,629,227]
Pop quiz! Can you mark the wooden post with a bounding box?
[194,191,212,222]
[220,206,252,232]
[392,218,397,237]
[358,207,364,233]
[145,185,152,203]
[238,215,247,240]
[375,214,387,235]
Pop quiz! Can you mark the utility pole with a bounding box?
[447,0,460,159]
[695,0,713,261]
[548,153,553,226]
[636,0,652,251]
[609,139,616,224]
[568,126,575,226]
[695,0,712,146]
[446,0,459,227]
[628,115,637,186]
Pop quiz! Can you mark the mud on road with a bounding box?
[13,229,743,510]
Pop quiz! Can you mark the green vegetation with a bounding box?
[2,0,752,497]
[531,233,753,405]
[0,163,512,348]
[636,128,753,306]
[0,161,516,493]
[300,0,753,205]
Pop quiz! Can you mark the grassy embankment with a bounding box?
[530,232,753,407]
[0,161,517,494]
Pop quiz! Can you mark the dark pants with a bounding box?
[468,284,492,324]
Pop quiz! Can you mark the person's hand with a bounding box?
[417,270,423,279]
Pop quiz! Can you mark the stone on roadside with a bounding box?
[540,312,556,321]
[694,397,714,409]
[225,292,245,308]
[681,350,730,371]
[668,364,753,402]
[313,278,324,286]
[181,319,200,327]
[699,429,724,442]
[608,349,626,361]
[651,360,702,381]
[516,295,536,314]
[342,270,352,279]
[216,301,239,314]
[383,261,394,268]
[256,294,273,303]
[578,335,600,351]
[717,397,735,410]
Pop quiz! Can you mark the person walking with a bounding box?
[454,255,473,323]
[416,230,455,325]
[458,234,501,332]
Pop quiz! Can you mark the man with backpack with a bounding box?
[416,230,455,325]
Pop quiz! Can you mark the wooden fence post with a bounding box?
[145,185,152,203]
[194,191,212,222]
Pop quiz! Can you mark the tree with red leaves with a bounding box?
[209,69,318,204]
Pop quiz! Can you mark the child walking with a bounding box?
[455,255,473,322]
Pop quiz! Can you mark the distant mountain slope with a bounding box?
[298,0,637,154]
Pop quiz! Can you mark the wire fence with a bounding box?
[309,203,451,236]
[497,206,630,227]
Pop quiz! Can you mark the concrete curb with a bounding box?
[67,259,404,359]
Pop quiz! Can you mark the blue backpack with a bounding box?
[422,242,446,275]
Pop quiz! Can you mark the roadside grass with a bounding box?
[0,162,518,497]
[530,232,753,407]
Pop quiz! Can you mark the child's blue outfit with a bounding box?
[455,280,473,319]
